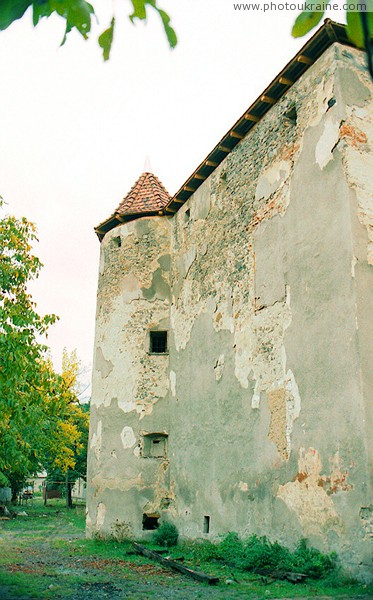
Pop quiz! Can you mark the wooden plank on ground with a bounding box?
[132,542,219,585]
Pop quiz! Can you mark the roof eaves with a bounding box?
[163,20,354,215]
[95,210,165,240]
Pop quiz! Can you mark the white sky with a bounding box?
[0,1,345,386]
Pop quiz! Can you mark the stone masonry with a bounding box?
[87,38,373,581]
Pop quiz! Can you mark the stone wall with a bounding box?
[87,43,373,579]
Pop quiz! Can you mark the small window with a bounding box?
[284,106,297,125]
[184,208,190,224]
[143,513,159,530]
[142,433,168,458]
[203,515,210,534]
[112,235,121,248]
[150,331,168,354]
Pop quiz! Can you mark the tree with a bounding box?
[0,199,58,498]
[0,1,371,70]
[44,349,89,508]
[0,0,177,61]
[0,201,89,504]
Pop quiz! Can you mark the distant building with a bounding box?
[87,21,373,581]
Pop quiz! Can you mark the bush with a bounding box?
[185,532,337,579]
[289,538,337,578]
[153,521,179,547]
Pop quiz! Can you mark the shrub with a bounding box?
[153,521,179,547]
[289,538,337,578]
[241,535,291,571]
[189,532,337,579]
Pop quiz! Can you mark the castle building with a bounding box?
[86,21,373,580]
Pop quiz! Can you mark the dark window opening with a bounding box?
[143,513,159,530]
[284,106,297,125]
[150,331,168,354]
[203,515,210,534]
[327,97,336,110]
[112,236,121,248]
[142,433,168,458]
[184,208,190,223]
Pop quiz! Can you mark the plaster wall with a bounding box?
[87,44,373,578]
[86,216,172,537]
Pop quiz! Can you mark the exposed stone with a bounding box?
[87,42,373,582]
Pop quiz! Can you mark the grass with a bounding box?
[0,499,372,599]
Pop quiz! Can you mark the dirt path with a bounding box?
[0,525,253,599]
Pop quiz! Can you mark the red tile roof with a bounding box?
[115,172,171,217]
[95,172,171,240]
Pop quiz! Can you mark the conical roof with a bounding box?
[115,172,170,217]
[95,172,171,240]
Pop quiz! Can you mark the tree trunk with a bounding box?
[65,471,72,509]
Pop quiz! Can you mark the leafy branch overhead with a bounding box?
[292,4,373,77]
[0,0,177,60]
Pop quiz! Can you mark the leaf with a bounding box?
[98,17,115,61]
[157,8,177,48]
[0,0,32,30]
[292,11,324,38]
[347,12,365,48]
[53,0,95,45]
[347,9,373,50]
[33,0,54,26]
[130,0,147,22]
[129,0,177,48]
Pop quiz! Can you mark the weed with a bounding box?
[153,521,179,547]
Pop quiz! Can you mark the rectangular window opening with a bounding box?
[203,515,210,534]
[142,513,160,530]
[142,433,168,458]
[150,331,168,354]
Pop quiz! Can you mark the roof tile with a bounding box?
[115,172,170,217]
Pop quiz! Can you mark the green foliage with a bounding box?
[0,201,89,497]
[292,11,324,38]
[292,2,373,79]
[290,538,337,579]
[153,521,179,547]
[188,533,337,579]
[0,200,58,489]
[98,17,115,61]
[0,0,177,61]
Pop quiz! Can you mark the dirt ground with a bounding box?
[0,530,264,600]
[0,517,263,599]
[0,501,372,599]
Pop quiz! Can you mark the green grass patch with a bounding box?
[1,499,372,599]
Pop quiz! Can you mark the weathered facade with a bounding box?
[87,22,373,580]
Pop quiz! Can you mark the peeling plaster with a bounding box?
[277,448,346,536]
[170,370,177,397]
[143,460,171,515]
[343,145,373,265]
[121,426,136,449]
[96,502,106,529]
[255,160,291,202]
[315,116,341,170]
[96,347,114,379]
[214,354,225,382]
[90,420,102,462]
[87,47,373,578]
[360,506,373,540]
[91,473,144,495]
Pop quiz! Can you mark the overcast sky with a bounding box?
[0,1,345,387]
